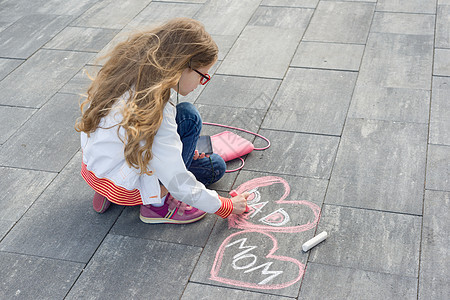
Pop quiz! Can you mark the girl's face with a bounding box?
[175,62,215,96]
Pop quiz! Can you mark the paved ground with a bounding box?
[0,0,449,299]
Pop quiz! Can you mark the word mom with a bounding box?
[226,237,283,285]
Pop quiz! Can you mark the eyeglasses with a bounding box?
[192,69,211,85]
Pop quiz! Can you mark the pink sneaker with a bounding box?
[140,194,206,224]
[92,192,111,213]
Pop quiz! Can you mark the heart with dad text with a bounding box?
[227,176,321,233]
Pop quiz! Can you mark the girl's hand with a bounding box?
[231,192,250,214]
[193,150,209,160]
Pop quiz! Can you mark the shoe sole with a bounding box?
[139,212,207,224]
[93,196,110,213]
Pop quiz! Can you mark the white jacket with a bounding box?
[81,97,221,213]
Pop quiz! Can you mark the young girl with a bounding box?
[75,18,249,224]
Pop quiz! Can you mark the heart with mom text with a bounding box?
[210,230,305,290]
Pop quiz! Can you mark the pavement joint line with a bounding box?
[301,39,367,46]
[321,202,424,217]
[241,167,330,181]
[108,231,205,250]
[0,249,86,265]
[213,72,283,81]
[259,5,316,9]
[152,0,205,4]
[345,116,431,126]
[258,127,341,138]
[425,188,450,192]
[374,9,436,16]
[417,5,440,296]
[289,65,359,73]
[234,169,331,181]
[300,40,368,46]
[305,261,420,280]
[0,104,37,110]
[432,74,450,78]
[187,279,290,298]
[40,47,99,54]
[0,165,58,174]
[0,56,25,61]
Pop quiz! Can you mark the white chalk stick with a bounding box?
[302,231,328,252]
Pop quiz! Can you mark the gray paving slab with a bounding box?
[0,152,123,263]
[0,252,83,300]
[262,68,357,135]
[0,14,73,59]
[195,75,281,110]
[0,220,14,240]
[371,11,435,36]
[434,48,450,76]
[59,65,100,95]
[0,0,99,17]
[244,129,339,179]
[195,105,267,191]
[66,234,202,300]
[182,282,295,300]
[0,106,35,144]
[348,85,431,124]
[357,33,433,90]
[71,0,152,29]
[291,41,365,71]
[348,32,433,123]
[430,76,450,146]
[91,1,202,66]
[0,93,83,172]
[326,118,428,215]
[0,166,56,223]
[126,1,202,31]
[419,190,450,299]
[324,0,377,2]
[44,26,119,52]
[211,34,237,61]
[233,170,328,207]
[111,206,217,247]
[376,0,436,14]
[299,262,418,299]
[191,181,322,297]
[194,0,260,36]
[0,49,94,108]
[261,0,319,8]
[0,58,22,81]
[248,6,314,30]
[217,6,312,78]
[217,26,306,79]
[436,4,450,48]
[309,205,422,277]
[426,144,450,192]
[0,21,10,33]
[302,1,375,44]
[157,0,206,2]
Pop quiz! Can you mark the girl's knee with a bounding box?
[176,102,202,130]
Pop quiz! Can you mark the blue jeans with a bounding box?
[175,102,226,186]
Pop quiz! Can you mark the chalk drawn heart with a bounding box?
[210,230,305,290]
[228,176,321,233]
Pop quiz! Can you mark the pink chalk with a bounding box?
[230,190,250,212]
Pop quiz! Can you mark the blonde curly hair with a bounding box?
[75,18,218,175]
